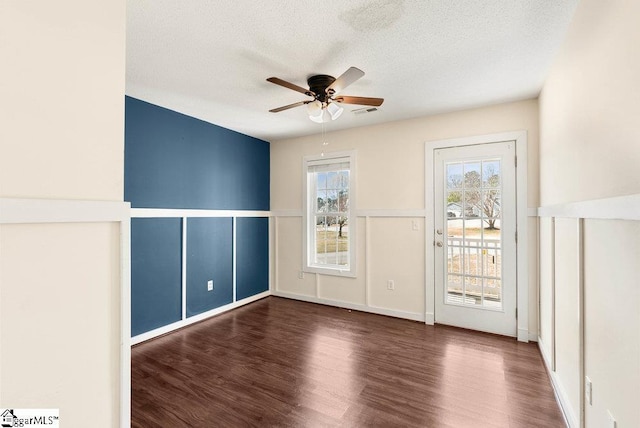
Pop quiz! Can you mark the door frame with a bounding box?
[425,131,529,342]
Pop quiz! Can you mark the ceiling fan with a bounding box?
[266,67,384,122]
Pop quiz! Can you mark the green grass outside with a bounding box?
[316,230,349,253]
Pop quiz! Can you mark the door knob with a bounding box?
[436,241,443,247]
[436,229,443,235]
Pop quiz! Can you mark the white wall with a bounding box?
[0,1,125,200]
[0,1,126,427]
[583,219,639,427]
[538,0,640,426]
[537,217,554,365]
[539,0,640,206]
[553,218,581,425]
[271,99,539,333]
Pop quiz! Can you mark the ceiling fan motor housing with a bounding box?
[267,67,383,113]
[307,74,336,102]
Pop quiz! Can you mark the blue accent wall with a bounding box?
[186,218,233,317]
[236,217,270,300]
[125,96,269,210]
[131,218,182,336]
[126,96,270,337]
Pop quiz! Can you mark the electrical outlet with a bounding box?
[387,280,395,290]
[585,376,592,406]
[298,271,304,279]
[412,220,419,231]
[207,280,214,291]
[607,410,617,428]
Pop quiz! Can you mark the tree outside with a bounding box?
[447,162,500,229]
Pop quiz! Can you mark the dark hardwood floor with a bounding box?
[131,297,565,427]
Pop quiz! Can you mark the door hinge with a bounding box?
[515,231,518,244]
[515,156,518,167]
[516,308,518,319]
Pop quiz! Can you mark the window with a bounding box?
[303,151,356,277]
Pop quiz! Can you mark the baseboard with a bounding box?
[550,371,579,428]
[131,291,271,345]
[424,312,435,325]
[538,338,576,428]
[538,336,553,371]
[272,291,425,322]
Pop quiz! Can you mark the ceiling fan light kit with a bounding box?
[307,100,344,123]
[267,67,383,123]
[327,102,344,120]
[307,100,324,122]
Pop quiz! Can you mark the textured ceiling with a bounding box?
[126,0,578,142]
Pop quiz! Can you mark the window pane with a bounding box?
[315,215,328,227]
[327,171,338,188]
[465,276,482,306]
[446,274,463,304]
[463,244,481,276]
[443,156,504,310]
[315,221,349,265]
[306,156,353,273]
[463,190,481,218]
[317,172,327,190]
[484,278,502,309]
[315,225,328,263]
[338,171,349,190]
[327,190,338,212]
[446,191,462,218]
[339,189,349,212]
[463,218,482,240]
[447,163,463,189]
[463,162,481,188]
[447,246,462,275]
[483,247,501,278]
[316,191,328,213]
[482,160,500,188]
[447,217,463,239]
[481,190,501,220]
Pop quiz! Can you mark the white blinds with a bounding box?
[307,157,350,173]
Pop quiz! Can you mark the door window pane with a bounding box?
[463,162,481,188]
[447,246,463,275]
[482,160,501,188]
[465,276,482,306]
[447,275,463,304]
[484,279,502,309]
[463,190,481,218]
[447,163,463,189]
[445,158,504,310]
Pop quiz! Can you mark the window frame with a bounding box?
[302,150,357,277]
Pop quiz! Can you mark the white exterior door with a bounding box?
[434,142,517,337]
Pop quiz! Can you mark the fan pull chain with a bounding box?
[321,120,327,156]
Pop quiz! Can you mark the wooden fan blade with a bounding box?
[269,101,309,113]
[334,96,384,106]
[267,77,313,95]
[326,67,365,94]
